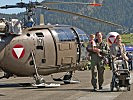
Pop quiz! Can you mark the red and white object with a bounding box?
[106,32,119,46]
[12,44,25,59]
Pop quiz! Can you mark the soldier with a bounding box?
[86,32,108,91]
[110,35,129,71]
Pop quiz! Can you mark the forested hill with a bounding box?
[0,0,133,34]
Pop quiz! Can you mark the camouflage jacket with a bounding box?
[96,41,109,57]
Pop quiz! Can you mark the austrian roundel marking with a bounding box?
[12,44,25,59]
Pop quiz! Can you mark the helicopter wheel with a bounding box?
[63,71,80,84]
[35,77,45,85]
[127,85,131,91]
[63,71,72,84]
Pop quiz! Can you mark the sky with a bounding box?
[0,0,43,14]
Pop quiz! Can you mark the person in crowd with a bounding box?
[86,32,108,91]
[110,35,129,71]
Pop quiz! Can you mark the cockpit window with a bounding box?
[74,28,89,42]
[52,28,75,41]
[79,35,88,42]
[74,27,86,35]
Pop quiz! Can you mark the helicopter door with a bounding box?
[34,30,56,70]
[57,42,77,66]
[52,28,77,66]
[34,32,45,66]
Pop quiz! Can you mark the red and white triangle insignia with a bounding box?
[13,48,24,59]
[12,44,25,59]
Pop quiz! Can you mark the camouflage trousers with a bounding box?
[91,60,105,88]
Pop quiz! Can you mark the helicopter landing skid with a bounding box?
[52,72,80,84]
[63,80,80,84]
[32,83,60,88]
[52,78,80,84]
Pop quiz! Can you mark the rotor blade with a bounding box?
[41,1,101,5]
[0,2,39,9]
[43,7,123,28]
[0,5,19,9]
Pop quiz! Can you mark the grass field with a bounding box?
[121,33,133,46]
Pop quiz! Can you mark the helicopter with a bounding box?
[0,0,123,87]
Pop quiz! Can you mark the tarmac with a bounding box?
[0,70,133,100]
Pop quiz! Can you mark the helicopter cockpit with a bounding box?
[51,27,76,42]
[50,25,89,62]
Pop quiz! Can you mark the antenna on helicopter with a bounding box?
[40,14,45,25]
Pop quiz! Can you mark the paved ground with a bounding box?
[0,70,133,100]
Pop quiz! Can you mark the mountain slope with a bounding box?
[0,0,133,34]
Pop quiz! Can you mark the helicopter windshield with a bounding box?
[74,28,89,42]
[51,28,75,42]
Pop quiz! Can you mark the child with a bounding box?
[88,34,102,57]
[89,34,96,48]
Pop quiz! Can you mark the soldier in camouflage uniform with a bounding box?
[87,32,108,91]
